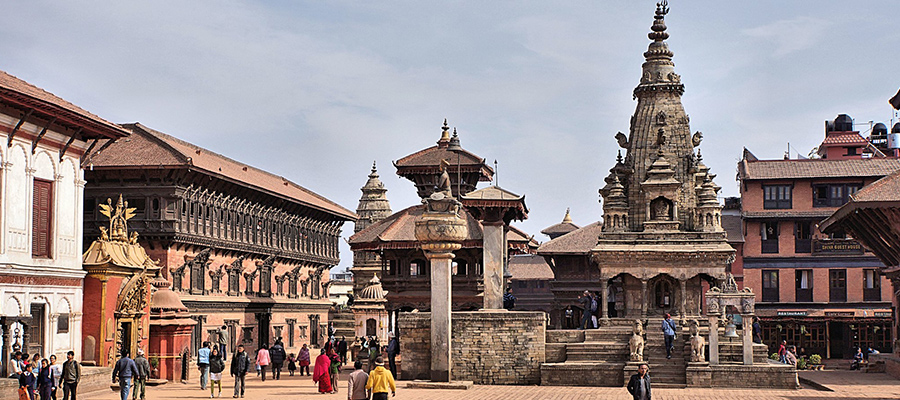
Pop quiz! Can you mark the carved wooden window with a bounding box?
[32,179,53,258]
[191,259,206,294]
[864,269,881,302]
[829,269,846,302]
[762,270,779,302]
[210,267,224,294]
[286,319,296,347]
[227,267,241,295]
[289,273,298,298]
[763,185,792,209]
[259,267,272,297]
[301,279,309,297]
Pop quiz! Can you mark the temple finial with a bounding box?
[370,161,378,174]
[617,150,624,164]
[439,118,451,144]
[562,208,573,224]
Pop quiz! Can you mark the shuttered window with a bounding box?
[32,179,53,258]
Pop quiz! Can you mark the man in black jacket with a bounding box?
[230,344,250,398]
[626,363,651,400]
[269,340,286,380]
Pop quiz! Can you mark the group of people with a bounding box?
[13,351,81,400]
[851,346,881,370]
[572,290,604,329]
[111,349,150,400]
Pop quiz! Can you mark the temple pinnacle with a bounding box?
[562,208,573,224]
[439,118,451,143]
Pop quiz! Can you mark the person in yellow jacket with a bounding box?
[365,356,396,399]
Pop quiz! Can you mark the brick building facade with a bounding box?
[83,123,355,358]
[738,115,900,358]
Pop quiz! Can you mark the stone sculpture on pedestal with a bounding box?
[689,319,705,363]
[414,185,467,382]
[629,319,645,362]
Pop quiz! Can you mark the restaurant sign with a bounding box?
[812,239,864,255]
[777,311,807,316]
[874,312,893,318]
[825,311,855,317]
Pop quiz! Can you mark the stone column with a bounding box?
[423,244,457,382]
[482,221,504,310]
[708,315,719,366]
[0,320,8,377]
[600,278,609,326]
[679,279,687,324]
[414,193,467,383]
[641,279,648,320]
[742,314,753,365]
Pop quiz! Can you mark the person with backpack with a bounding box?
[578,291,592,330]
[662,313,677,359]
[268,340,286,380]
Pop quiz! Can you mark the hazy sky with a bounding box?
[3,1,897,272]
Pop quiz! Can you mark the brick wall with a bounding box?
[399,311,545,384]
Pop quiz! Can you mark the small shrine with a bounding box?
[352,274,390,342]
[82,195,192,378]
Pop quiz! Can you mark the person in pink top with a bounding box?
[256,344,270,382]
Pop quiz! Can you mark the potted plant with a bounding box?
[149,356,160,379]
[797,357,808,370]
[809,354,823,370]
[769,352,780,362]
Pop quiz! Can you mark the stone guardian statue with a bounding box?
[689,319,706,363]
[629,319,645,361]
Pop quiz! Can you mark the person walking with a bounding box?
[752,317,763,344]
[328,347,341,394]
[312,348,333,394]
[230,344,250,398]
[37,359,53,400]
[217,326,229,359]
[591,292,600,328]
[662,314,677,359]
[778,340,787,364]
[626,363,651,400]
[337,336,348,366]
[347,361,369,400]
[287,353,297,376]
[19,363,37,400]
[578,291,592,330]
[132,350,150,400]
[503,287,517,311]
[298,344,311,376]
[269,340,286,380]
[112,351,139,400]
[386,333,400,379]
[367,338,380,373]
[48,355,61,400]
[209,347,225,398]
[255,344,270,382]
[198,341,211,390]
[365,356,396,400]
[61,351,81,400]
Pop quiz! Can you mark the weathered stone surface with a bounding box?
[399,311,545,385]
[709,363,799,389]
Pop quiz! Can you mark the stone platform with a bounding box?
[406,380,474,390]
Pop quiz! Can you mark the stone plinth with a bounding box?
[406,380,474,390]
[399,311,545,385]
[686,362,712,387]
[709,363,799,389]
[482,221,504,309]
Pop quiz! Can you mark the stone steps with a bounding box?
[540,361,625,386]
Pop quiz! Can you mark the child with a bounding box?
[209,347,225,398]
[287,353,297,376]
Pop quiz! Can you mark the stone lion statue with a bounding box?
[629,319,645,362]
[689,319,705,363]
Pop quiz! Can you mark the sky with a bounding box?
[2,1,898,273]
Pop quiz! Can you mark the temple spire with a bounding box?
[562,208,573,224]
[438,118,451,147]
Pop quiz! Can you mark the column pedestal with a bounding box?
[426,248,455,382]
[708,315,719,366]
[600,279,609,326]
[482,222,504,310]
[741,313,754,365]
[640,280,648,320]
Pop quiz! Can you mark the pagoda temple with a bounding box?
[349,121,536,334]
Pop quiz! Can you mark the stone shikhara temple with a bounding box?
[392,2,800,389]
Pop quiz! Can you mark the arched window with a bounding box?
[655,280,672,308]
